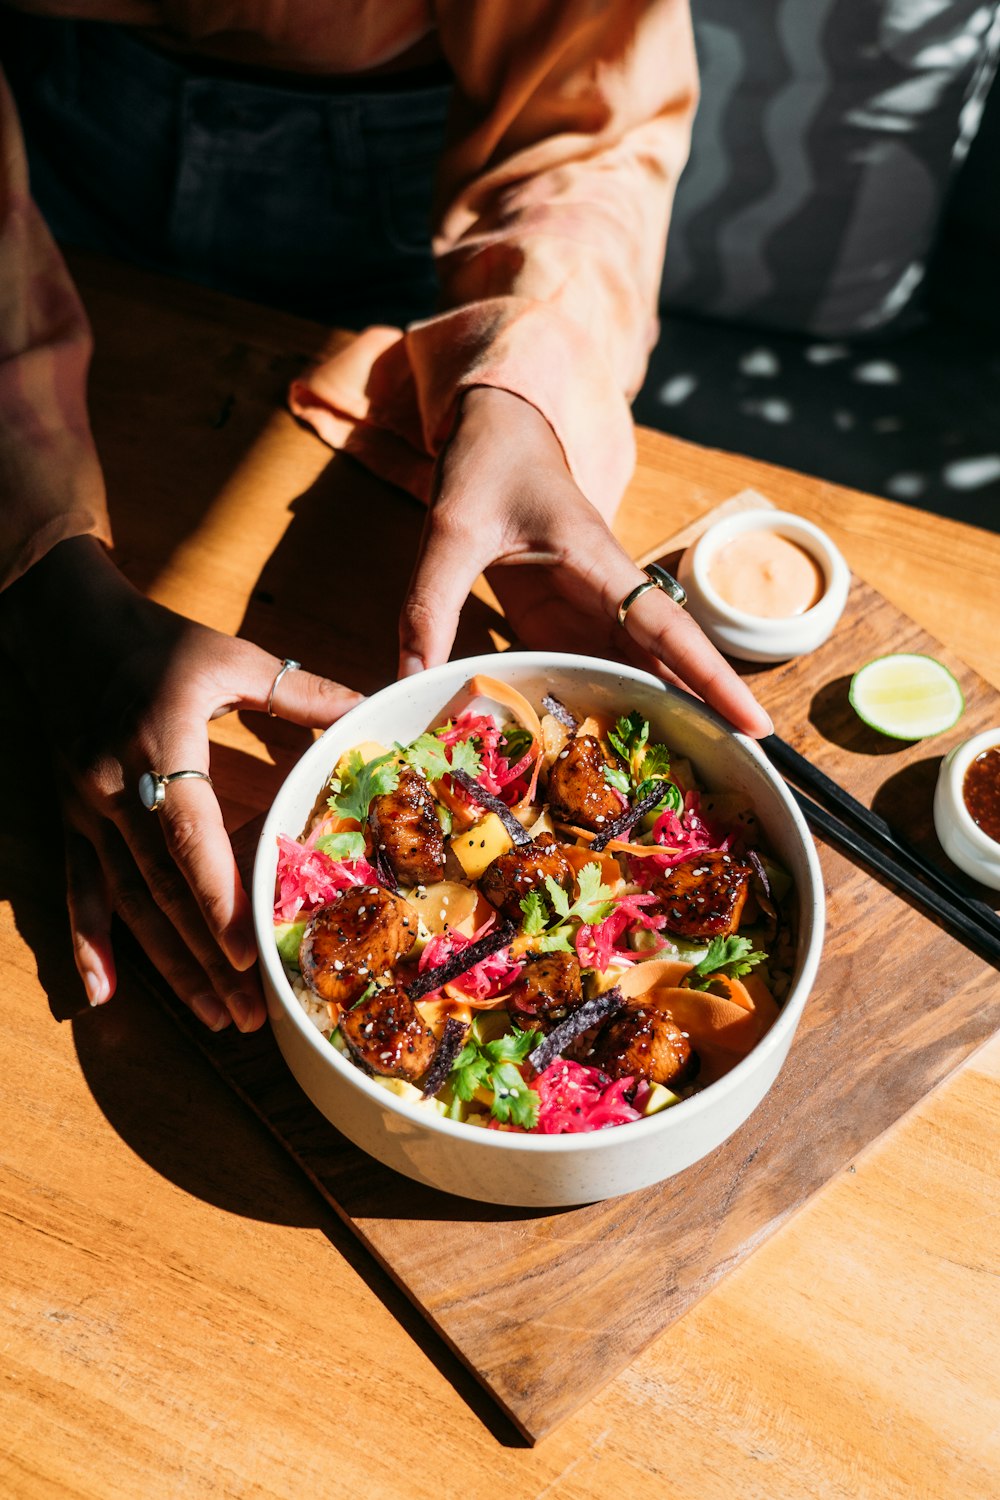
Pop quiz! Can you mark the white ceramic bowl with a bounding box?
[933,727,1000,891]
[676,509,851,662]
[253,652,825,1207]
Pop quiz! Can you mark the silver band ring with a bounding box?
[617,564,688,628]
[267,658,301,717]
[139,769,214,813]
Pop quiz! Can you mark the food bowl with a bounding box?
[676,509,851,663]
[933,727,1000,891]
[252,653,825,1206]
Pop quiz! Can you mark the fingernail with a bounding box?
[84,970,108,1007]
[398,652,424,680]
[228,932,258,972]
[759,711,775,738]
[192,994,230,1032]
[229,990,260,1033]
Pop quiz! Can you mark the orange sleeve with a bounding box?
[289,0,698,522]
[0,67,111,592]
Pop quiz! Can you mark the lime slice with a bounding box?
[849,653,964,740]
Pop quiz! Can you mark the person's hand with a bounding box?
[398,387,772,737]
[0,538,362,1030]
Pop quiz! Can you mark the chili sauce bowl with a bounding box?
[933,727,1000,891]
[676,509,851,663]
[252,652,825,1207]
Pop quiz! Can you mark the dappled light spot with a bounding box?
[873,416,903,433]
[853,360,902,385]
[833,410,856,430]
[739,348,780,377]
[942,454,1000,490]
[886,472,927,499]
[657,373,698,406]
[740,397,792,424]
[805,343,850,365]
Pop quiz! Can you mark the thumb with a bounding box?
[398,510,488,677]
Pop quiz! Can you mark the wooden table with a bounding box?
[3,255,998,1498]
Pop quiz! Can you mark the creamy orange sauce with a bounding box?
[709,530,825,618]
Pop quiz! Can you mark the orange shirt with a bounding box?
[0,1,697,589]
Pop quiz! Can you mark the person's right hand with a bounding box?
[0,537,362,1031]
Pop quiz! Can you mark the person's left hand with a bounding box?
[398,387,772,738]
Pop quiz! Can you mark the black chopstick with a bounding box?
[775,779,1000,967]
[763,734,1000,948]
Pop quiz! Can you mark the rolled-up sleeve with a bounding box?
[289,0,697,521]
[0,67,110,592]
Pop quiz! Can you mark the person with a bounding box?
[0,1,771,1036]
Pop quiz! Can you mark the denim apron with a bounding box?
[1,14,453,329]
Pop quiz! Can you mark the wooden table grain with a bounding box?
[2,254,998,1498]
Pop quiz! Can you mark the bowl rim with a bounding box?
[253,650,825,1154]
[685,509,850,632]
[937,727,1000,862]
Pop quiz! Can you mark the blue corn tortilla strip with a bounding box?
[448,768,532,846]
[541,694,579,733]
[527,986,626,1074]
[406,918,518,1001]
[420,1015,469,1099]
[589,783,667,852]
[372,843,399,893]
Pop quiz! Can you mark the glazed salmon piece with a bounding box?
[584,998,696,1088]
[479,832,573,922]
[509,951,583,1029]
[368,765,447,886]
[546,735,623,832]
[651,851,752,938]
[300,885,417,1009]
[339,984,436,1081]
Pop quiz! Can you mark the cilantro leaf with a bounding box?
[571,862,617,924]
[489,1061,540,1129]
[518,865,615,954]
[543,875,571,920]
[531,928,575,954]
[484,1029,537,1066]
[315,831,367,862]
[446,1025,540,1127]
[328,751,400,823]
[450,1042,492,1101]
[446,738,483,778]
[608,711,648,769]
[402,732,482,783]
[401,733,451,781]
[685,935,767,990]
[519,889,549,936]
[607,710,674,803]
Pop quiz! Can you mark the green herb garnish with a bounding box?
[328,751,400,823]
[315,831,367,862]
[518,863,617,953]
[684,935,767,991]
[607,712,678,807]
[449,1023,540,1129]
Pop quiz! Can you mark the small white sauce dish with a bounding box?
[933,727,1000,892]
[676,509,851,663]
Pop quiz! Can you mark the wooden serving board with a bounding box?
[135,495,1000,1444]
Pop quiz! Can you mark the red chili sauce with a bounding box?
[962,745,1000,845]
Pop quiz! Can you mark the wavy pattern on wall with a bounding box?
[663,0,1000,335]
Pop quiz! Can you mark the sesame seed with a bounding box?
[333,960,344,971]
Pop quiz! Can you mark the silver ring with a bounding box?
[267,658,301,717]
[616,564,687,628]
[139,769,214,813]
